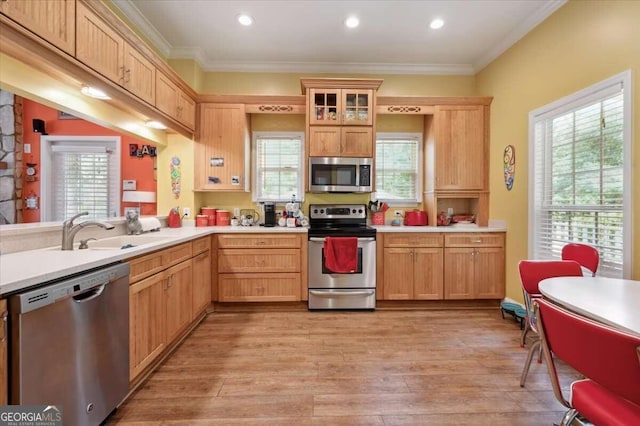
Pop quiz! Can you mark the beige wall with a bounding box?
[199,72,476,96]
[476,0,640,301]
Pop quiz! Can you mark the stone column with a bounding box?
[0,90,20,224]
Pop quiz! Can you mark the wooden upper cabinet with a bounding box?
[308,126,341,156]
[76,1,124,83]
[0,0,75,55]
[434,105,486,190]
[156,72,195,129]
[76,2,156,105]
[177,89,196,129]
[123,43,155,105]
[309,89,373,126]
[341,127,373,157]
[302,79,382,158]
[195,103,249,191]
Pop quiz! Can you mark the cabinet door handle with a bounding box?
[119,66,125,83]
[0,310,7,342]
[124,68,131,84]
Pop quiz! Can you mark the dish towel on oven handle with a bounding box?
[324,236,358,273]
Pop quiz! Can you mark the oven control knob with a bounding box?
[320,209,325,214]
[358,208,363,214]
[313,209,318,214]
[352,209,356,214]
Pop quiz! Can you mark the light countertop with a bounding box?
[0,225,306,296]
[1,222,505,296]
[373,224,506,232]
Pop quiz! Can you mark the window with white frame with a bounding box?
[375,133,422,204]
[529,71,632,278]
[252,132,304,202]
[41,136,121,221]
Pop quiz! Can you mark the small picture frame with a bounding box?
[58,111,79,120]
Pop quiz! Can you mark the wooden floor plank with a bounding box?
[108,309,573,425]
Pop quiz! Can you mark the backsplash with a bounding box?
[0,218,167,254]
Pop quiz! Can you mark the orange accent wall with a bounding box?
[22,99,157,222]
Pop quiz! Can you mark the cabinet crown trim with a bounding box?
[300,78,383,93]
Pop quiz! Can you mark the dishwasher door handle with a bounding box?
[72,283,107,303]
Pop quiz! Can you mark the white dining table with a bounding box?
[539,276,640,336]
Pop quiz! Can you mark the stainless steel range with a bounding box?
[308,204,377,310]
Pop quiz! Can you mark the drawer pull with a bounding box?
[471,239,482,244]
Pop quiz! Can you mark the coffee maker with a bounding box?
[263,202,276,227]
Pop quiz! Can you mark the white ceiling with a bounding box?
[113,0,566,74]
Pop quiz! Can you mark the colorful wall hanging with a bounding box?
[171,156,181,199]
[503,145,515,190]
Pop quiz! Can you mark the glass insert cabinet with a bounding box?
[309,89,373,126]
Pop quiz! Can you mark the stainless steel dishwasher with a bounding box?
[9,262,130,426]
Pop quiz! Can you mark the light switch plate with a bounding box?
[123,180,136,190]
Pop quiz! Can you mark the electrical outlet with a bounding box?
[233,208,240,217]
[394,210,403,217]
[183,207,191,217]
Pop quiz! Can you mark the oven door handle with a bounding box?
[309,237,376,242]
[309,290,376,297]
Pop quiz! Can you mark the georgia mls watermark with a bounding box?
[0,405,63,426]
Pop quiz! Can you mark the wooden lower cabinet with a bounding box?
[192,247,212,315]
[164,260,193,344]
[129,271,166,380]
[217,234,304,302]
[382,233,444,300]
[443,233,505,299]
[218,273,301,302]
[128,239,212,382]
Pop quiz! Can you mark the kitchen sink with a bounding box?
[85,234,171,250]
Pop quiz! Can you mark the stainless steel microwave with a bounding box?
[309,157,372,193]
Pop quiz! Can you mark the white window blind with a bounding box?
[530,74,630,278]
[42,137,120,221]
[375,133,422,204]
[253,132,304,202]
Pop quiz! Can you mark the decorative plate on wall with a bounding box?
[503,145,515,190]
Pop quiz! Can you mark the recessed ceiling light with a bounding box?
[345,16,359,29]
[237,14,253,26]
[430,18,444,30]
[81,85,110,100]
[146,120,167,130]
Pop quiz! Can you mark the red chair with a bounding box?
[561,243,599,276]
[518,260,583,387]
[536,298,640,425]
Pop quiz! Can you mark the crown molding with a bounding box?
[110,0,172,58]
[112,0,561,76]
[473,0,567,72]
[188,60,475,75]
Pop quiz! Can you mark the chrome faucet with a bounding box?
[61,212,115,250]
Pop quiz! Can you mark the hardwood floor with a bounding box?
[108,309,579,425]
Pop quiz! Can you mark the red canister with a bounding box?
[196,215,208,227]
[216,210,230,226]
[404,210,428,226]
[201,207,217,226]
